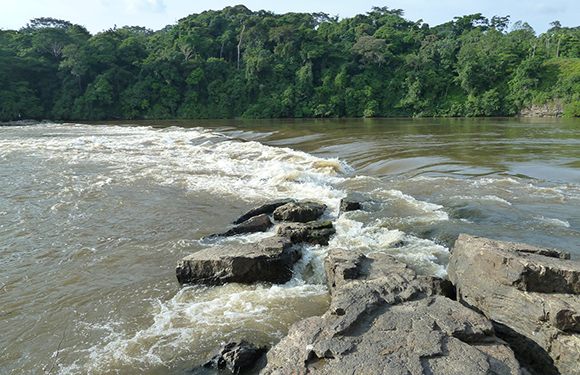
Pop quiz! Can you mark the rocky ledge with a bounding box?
[261,248,523,374]
[449,234,580,375]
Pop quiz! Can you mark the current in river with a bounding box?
[1,117,579,374]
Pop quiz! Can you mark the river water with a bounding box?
[1,117,579,374]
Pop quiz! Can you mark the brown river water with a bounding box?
[1,117,580,374]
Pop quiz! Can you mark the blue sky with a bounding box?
[1,0,577,35]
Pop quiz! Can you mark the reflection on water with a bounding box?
[1,117,579,374]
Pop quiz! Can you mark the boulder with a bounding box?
[448,234,580,375]
[233,199,295,224]
[202,340,267,374]
[273,201,327,223]
[274,221,336,246]
[204,214,272,239]
[260,248,522,375]
[176,237,300,285]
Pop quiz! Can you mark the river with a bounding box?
[1,117,579,374]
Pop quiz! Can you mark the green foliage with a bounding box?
[1,8,579,121]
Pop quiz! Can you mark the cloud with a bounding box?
[124,0,166,14]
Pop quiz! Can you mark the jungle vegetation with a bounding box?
[1,5,579,121]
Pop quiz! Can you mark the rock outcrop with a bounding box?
[176,237,300,285]
[273,201,327,223]
[233,199,295,224]
[260,248,522,375]
[448,234,580,374]
[274,221,336,246]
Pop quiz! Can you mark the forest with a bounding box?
[1,5,580,121]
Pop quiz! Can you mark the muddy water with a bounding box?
[1,117,579,374]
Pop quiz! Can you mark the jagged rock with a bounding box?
[204,214,272,239]
[202,340,267,374]
[233,199,295,224]
[274,221,336,246]
[260,248,522,375]
[272,201,327,223]
[448,234,580,375]
[176,237,300,285]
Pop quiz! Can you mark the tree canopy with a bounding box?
[1,6,579,121]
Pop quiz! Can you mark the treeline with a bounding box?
[1,5,580,121]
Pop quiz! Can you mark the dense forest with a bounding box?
[1,5,580,121]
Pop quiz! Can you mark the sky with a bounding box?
[0,0,577,35]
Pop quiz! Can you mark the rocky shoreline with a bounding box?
[178,198,580,374]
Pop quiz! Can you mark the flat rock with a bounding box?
[260,248,522,375]
[448,233,580,374]
[274,221,336,246]
[233,199,295,224]
[176,237,300,285]
[272,201,327,223]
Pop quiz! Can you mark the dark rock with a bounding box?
[272,201,326,223]
[205,214,272,239]
[448,233,580,374]
[176,237,300,285]
[338,192,367,216]
[203,340,267,374]
[274,221,336,246]
[260,248,522,375]
[233,199,295,224]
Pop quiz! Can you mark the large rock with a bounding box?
[273,201,327,223]
[176,237,300,285]
[260,248,522,375]
[274,221,336,246]
[448,234,580,375]
[233,199,295,224]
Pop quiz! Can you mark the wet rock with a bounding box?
[233,199,295,225]
[274,221,336,246]
[272,201,327,223]
[205,214,272,239]
[448,234,580,374]
[176,237,300,285]
[338,192,367,216]
[203,340,268,374]
[260,248,522,375]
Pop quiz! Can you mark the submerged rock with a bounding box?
[448,234,580,374]
[260,248,521,375]
[176,236,300,285]
[273,201,327,223]
[274,221,336,246]
[232,199,295,224]
[202,340,267,374]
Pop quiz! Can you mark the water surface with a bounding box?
[1,117,579,374]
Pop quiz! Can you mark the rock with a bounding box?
[233,199,295,224]
[205,214,272,239]
[338,193,366,216]
[448,233,580,374]
[176,237,300,285]
[274,221,336,246]
[203,340,267,374]
[272,201,327,223]
[260,248,522,375]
